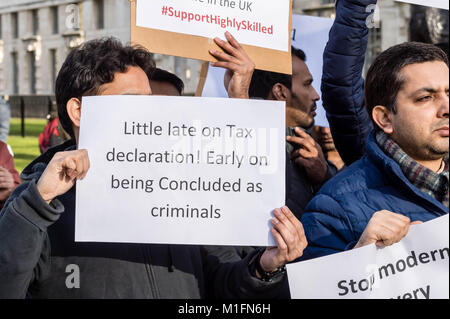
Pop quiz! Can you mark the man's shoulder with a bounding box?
[302,154,390,225]
[318,155,383,198]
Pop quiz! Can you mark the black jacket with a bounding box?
[0,140,289,299]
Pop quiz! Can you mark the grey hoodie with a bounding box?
[0,140,290,299]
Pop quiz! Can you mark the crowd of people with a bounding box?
[0,0,448,299]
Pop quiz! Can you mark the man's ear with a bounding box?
[67,98,82,130]
[271,83,289,102]
[372,105,394,134]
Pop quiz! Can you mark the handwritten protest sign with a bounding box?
[287,214,449,299]
[76,96,285,246]
[197,14,333,127]
[130,0,293,74]
[395,0,448,10]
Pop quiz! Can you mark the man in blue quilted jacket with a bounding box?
[300,7,449,259]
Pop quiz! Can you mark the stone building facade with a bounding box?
[0,0,413,97]
[0,0,130,96]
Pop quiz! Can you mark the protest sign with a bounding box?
[76,96,285,246]
[287,214,449,299]
[197,14,333,127]
[395,0,448,10]
[130,0,293,74]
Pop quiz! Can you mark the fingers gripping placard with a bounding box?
[76,96,285,246]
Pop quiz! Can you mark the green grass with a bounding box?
[7,118,47,174]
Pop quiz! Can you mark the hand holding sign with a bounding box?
[37,150,90,204]
[259,206,308,273]
[0,167,16,202]
[354,210,423,249]
[287,215,448,299]
[209,32,255,99]
[76,96,285,246]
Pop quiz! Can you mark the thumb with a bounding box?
[410,221,423,226]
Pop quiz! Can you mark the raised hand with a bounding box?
[37,150,90,204]
[209,31,255,99]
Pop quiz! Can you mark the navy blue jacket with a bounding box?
[300,133,449,261]
[322,0,375,165]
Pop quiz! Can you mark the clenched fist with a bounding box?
[37,150,90,204]
[354,210,423,249]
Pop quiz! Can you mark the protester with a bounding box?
[149,68,184,96]
[0,36,307,299]
[300,41,449,261]
[0,97,10,144]
[320,0,448,166]
[0,141,20,211]
[311,126,345,171]
[248,47,336,218]
[39,111,64,154]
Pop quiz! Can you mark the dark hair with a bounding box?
[55,37,155,138]
[365,42,449,130]
[435,42,449,59]
[292,46,306,62]
[249,46,306,99]
[149,68,185,95]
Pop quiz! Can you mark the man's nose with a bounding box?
[321,126,331,135]
[312,87,320,102]
[437,92,449,118]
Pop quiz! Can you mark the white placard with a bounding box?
[201,65,228,98]
[136,0,291,52]
[287,214,449,299]
[396,0,448,10]
[201,14,333,127]
[76,96,285,246]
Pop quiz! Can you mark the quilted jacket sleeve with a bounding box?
[299,194,358,261]
[322,0,376,165]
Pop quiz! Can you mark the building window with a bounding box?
[12,12,19,39]
[29,52,36,94]
[50,49,57,93]
[95,0,105,30]
[51,6,59,34]
[11,52,19,94]
[32,9,39,36]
